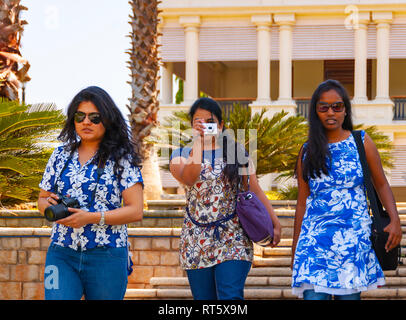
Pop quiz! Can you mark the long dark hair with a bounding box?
[188,97,245,187]
[58,86,141,179]
[301,79,353,181]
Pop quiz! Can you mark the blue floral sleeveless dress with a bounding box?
[292,131,385,297]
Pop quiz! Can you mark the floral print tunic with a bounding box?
[172,148,253,270]
[39,145,143,251]
[291,131,385,297]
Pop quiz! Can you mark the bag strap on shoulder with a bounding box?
[352,130,385,233]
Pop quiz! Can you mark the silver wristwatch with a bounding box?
[99,211,105,225]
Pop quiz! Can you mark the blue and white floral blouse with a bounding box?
[39,145,143,251]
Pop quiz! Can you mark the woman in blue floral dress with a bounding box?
[291,80,402,300]
[38,86,144,300]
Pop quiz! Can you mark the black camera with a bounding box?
[44,195,80,222]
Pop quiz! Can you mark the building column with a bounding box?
[179,16,201,106]
[273,13,296,115]
[353,12,393,125]
[373,12,393,104]
[157,17,189,124]
[161,62,173,104]
[352,13,370,105]
[251,15,272,108]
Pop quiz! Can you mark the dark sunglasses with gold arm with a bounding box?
[74,111,102,124]
[316,101,345,113]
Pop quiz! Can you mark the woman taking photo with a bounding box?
[291,79,402,300]
[38,86,144,300]
[169,97,281,300]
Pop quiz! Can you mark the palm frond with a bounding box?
[354,124,394,170]
[0,98,64,203]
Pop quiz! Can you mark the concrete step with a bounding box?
[149,276,292,288]
[249,267,292,277]
[124,287,292,300]
[253,257,292,267]
[263,247,292,256]
[124,269,406,300]
[124,287,406,300]
[149,274,406,290]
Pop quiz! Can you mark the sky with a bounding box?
[20,0,134,117]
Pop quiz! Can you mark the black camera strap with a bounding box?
[352,130,385,233]
[53,154,105,209]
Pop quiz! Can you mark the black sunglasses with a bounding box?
[316,102,345,113]
[74,111,102,124]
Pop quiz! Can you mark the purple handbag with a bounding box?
[236,188,274,247]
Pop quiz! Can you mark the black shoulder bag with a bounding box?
[352,130,401,271]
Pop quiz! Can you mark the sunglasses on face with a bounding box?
[316,101,345,113]
[74,111,102,124]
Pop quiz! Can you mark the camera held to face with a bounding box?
[202,122,218,135]
[44,195,80,222]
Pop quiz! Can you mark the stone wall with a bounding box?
[0,227,185,300]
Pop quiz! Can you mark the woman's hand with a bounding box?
[45,193,59,206]
[191,118,205,141]
[56,208,98,229]
[37,190,60,214]
[270,221,281,248]
[384,219,402,252]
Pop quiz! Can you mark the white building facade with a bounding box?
[157,0,406,201]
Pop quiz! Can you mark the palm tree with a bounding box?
[127,0,163,200]
[0,99,64,204]
[226,104,308,177]
[354,124,394,171]
[0,0,30,101]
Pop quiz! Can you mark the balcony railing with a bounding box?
[295,98,310,118]
[296,97,406,121]
[213,97,406,121]
[393,97,406,120]
[214,98,253,120]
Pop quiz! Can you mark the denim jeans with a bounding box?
[303,289,361,300]
[186,260,252,300]
[44,243,128,300]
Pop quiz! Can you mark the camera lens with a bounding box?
[44,207,56,221]
[44,203,70,222]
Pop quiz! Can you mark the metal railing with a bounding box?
[213,97,406,121]
[393,97,406,120]
[214,98,253,120]
[295,98,310,119]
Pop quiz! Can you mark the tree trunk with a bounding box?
[140,144,162,200]
[0,0,30,101]
[127,0,163,200]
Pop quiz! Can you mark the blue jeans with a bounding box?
[44,243,128,300]
[186,260,252,300]
[303,289,361,300]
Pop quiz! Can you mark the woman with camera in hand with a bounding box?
[169,97,281,300]
[38,86,144,300]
